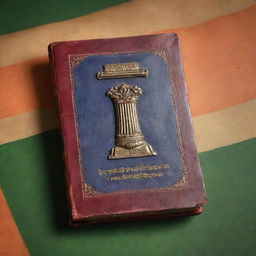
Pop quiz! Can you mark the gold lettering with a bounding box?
[106,172,164,181]
[98,164,170,175]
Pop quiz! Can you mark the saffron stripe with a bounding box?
[0,189,29,256]
[1,7,255,119]
[0,3,255,66]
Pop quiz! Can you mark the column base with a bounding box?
[108,143,157,159]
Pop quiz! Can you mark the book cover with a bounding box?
[48,33,207,225]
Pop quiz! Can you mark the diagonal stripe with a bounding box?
[1,11,256,120]
[1,99,255,151]
[193,99,256,152]
[1,7,255,119]
[0,57,55,119]
[0,1,255,66]
[0,189,29,256]
[0,0,128,34]
[0,132,255,255]
[0,109,58,145]
[158,6,256,115]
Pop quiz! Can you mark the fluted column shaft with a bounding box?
[115,102,141,136]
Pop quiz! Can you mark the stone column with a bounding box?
[107,84,157,159]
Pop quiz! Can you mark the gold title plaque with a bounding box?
[107,83,157,159]
[97,62,148,80]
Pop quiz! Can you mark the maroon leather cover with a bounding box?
[48,34,207,225]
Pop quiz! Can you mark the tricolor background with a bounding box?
[0,0,256,255]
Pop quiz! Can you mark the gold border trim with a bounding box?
[68,49,190,198]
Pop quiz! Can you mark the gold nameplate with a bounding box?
[97,62,148,80]
[107,84,157,159]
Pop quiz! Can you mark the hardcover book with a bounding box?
[48,33,207,225]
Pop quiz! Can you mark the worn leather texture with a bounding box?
[73,52,183,193]
[49,34,207,223]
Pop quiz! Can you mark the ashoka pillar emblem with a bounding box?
[107,84,157,159]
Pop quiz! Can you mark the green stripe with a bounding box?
[0,0,129,34]
[0,131,255,256]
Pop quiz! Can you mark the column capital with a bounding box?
[107,84,142,104]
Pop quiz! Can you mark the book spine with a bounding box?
[48,44,75,223]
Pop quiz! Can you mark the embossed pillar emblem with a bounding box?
[107,84,157,159]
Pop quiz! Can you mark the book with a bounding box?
[48,33,207,225]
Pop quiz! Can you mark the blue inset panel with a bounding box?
[73,52,184,193]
